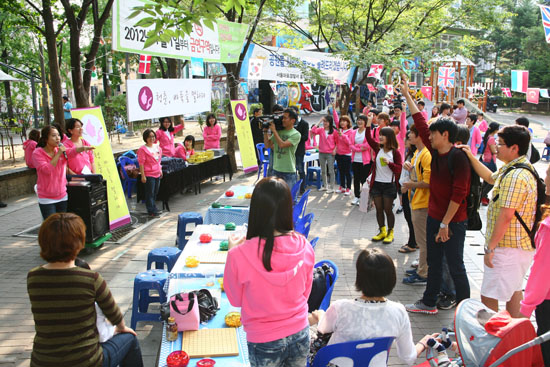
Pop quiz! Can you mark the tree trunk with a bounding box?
[1,50,14,125]
[68,29,89,107]
[39,41,50,125]
[223,63,238,173]
[43,0,64,124]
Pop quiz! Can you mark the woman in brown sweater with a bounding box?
[27,213,143,367]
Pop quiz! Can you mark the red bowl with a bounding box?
[199,233,212,243]
[225,190,234,197]
[196,359,216,367]
[166,351,190,367]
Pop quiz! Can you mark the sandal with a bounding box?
[398,245,416,253]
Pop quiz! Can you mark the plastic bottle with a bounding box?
[166,317,178,342]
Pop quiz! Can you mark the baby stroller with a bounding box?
[415,299,548,367]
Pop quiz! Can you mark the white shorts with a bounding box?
[481,247,534,302]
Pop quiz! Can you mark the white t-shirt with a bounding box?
[146,144,161,160]
[353,130,366,163]
[164,130,171,140]
[375,149,394,183]
[317,299,417,367]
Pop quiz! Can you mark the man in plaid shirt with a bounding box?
[458,125,536,317]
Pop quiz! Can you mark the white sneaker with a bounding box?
[351,197,360,205]
[411,259,419,268]
[326,187,334,193]
[319,186,327,191]
[336,186,343,193]
[344,188,351,196]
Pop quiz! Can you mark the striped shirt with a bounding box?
[27,266,123,367]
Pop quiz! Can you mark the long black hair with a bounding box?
[322,114,334,134]
[482,122,500,154]
[159,117,174,132]
[247,177,294,271]
[65,118,82,138]
[206,113,218,127]
[37,125,58,148]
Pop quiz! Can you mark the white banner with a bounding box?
[243,45,350,84]
[126,79,212,122]
[113,0,221,60]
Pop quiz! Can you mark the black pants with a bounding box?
[352,162,371,198]
[402,192,417,248]
[335,155,352,189]
[536,300,550,366]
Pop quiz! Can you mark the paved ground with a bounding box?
[0,109,547,367]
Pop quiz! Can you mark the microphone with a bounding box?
[58,143,67,159]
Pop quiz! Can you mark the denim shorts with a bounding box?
[370,181,397,199]
[247,326,309,367]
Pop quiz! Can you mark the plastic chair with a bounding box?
[293,189,311,224]
[312,336,395,367]
[122,150,137,159]
[306,166,322,189]
[315,259,338,311]
[147,247,182,272]
[130,269,168,329]
[256,143,271,179]
[118,156,138,199]
[310,237,319,249]
[176,212,203,250]
[543,146,550,161]
[295,213,314,239]
[291,179,303,204]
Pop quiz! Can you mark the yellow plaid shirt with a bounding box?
[486,156,537,251]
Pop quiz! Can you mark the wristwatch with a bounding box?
[484,245,495,254]
[439,222,448,229]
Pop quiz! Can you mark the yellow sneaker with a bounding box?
[383,229,394,244]
[372,226,387,241]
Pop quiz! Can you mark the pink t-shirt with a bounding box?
[478,120,488,133]
[62,136,95,174]
[482,136,496,163]
[203,124,222,150]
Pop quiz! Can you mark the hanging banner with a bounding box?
[501,88,512,97]
[138,54,151,74]
[248,58,264,79]
[541,89,550,98]
[367,64,384,79]
[240,82,249,95]
[269,82,278,95]
[191,57,204,76]
[527,88,540,104]
[127,79,211,122]
[367,83,376,92]
[230,100,258,173]
[239,44,350,83]
[71,107,131,230]
[438,67,455,88]
[217,20,250,63]
[383,85,394,94]
[421,86,433,101]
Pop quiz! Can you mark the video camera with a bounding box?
[260,114,284,131]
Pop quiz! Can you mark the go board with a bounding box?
[189,245,228,263]
[181,328,239,357]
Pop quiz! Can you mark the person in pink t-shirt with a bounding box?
[311,115,337,192]
[203,113,222,150]
[24,129,40,169]
[64,118,96,175]
[174,135,196,161]
[477,112,488,133]
[156,117,183,157]
[138,129,163,217]
[224,177,314,367]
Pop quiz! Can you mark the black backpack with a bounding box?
[492,163,546,248]
[307,264,334,312]
[530,144,540,164]
[447,147,483,230]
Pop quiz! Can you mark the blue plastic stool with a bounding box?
[176,212,203,250]
[543,146,550,161]
[131,269,168,329]
[147,247,181,272]
[306,166,322,189]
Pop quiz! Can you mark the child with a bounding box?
[203,113,222,150]
[174,135,196,161]
[24,129,40,169]
[465,114,482,155]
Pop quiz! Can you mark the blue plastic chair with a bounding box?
[118,156,138,199]
[315,259,338,311]
[293,189,311,224]
[147,247,181,271]
[310,237,319,249]
[130,269,168,329]
[122,150,137,159]
[176,212,203,250]
[295,213,314,239]
[256,143,271,179]
[543,146,550,161]
[312,336,395,367]
[291,179,303,204]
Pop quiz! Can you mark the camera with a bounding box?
[260,114,284,131]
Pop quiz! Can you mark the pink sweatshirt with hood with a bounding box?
[203,124,222,150]
[224,232,315,343]
[349,128,372,164]
[137,145,162,178]
[310,126,336,153]
[24,140,37,168]
[156,124,183,157]
[32,146,76,200]
[62,135,95,174]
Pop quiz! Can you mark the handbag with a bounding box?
[169,292,200,331]
[162,289,219,331]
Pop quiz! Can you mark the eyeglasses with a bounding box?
[148,134,155,138]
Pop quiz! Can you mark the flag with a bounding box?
[501,88,512,97]
[540,5,550,43]
[269,82,278,95]
[541,89,550,98]
[527,88,540,104]
[383,85,394,94]
[511,70,529,93]
[248,58,263,79]
[302,83,313,95]
[367,64,384,79]
[421,86,433,101]
[138,55,151,74]
[437,67,455,88]
[409,81,417,87]
[367,83,376,92]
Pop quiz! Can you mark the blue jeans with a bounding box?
[145,176,160,214]
[295,154,305,193]
[247,326,309,367]
[101,333,143,367]
[422,216,470,307]
[273,170,297,191]
[440,254,456,297]
[39,200,68,220]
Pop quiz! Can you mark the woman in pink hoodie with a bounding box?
[32,125,94,220]
[350,115,373,205]
[137,129,163,217]
[310,115,337,193]
[224,177,315,367]
[63,118,96,175]
[156,117,183,157]
[174,135,196,161]
[466,114,482,155]
[203,113,222,150]
[24,129,40,169]
[333,112,354,195]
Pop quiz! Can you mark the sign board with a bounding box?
[230,100,258,173]
[126,79,211,122]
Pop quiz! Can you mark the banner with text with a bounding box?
[239,44,351,84]
[127,79,211,122]
[71,107,131,230]
[231,100,258,174]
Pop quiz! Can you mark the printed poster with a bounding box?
[230,100,258,173]
[71,107,131,230]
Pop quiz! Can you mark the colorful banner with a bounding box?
[541,89,550,98]
[540,5,550,43]
[230,100,258,173]
[239,44,350,84]
[527,88,540,104]
[71,107,131,230]
[501,87,512,97]
[421,86,433,101]
[511,70,529,93]
[367,64,384,79]
[383,85,394,94]
[138,54,151,74]
[126,78,211,122]
[437,67,455,88]
[217,20,250,63]
[190,57,204,76]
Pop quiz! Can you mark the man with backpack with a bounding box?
[458,125,537,318]
[401,79,471,315]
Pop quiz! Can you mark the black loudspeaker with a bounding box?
[67,180,109,243]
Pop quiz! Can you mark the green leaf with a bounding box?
[127,9,142,19]
[159,32,172,42]
[144,34,159,49]
[134,17,156,28]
